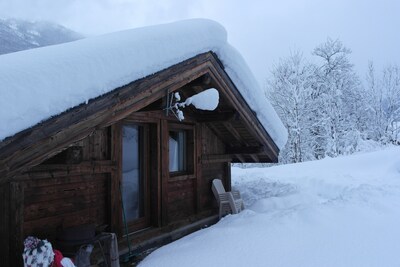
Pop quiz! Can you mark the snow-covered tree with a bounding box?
[365,62,385,141]
[266,38,399,164]
[311,38,362,157]
[266,52,316,163]
[267,38,366,163]
[381,65,400,143]
[365,62,400,144]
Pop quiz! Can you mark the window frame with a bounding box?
[120,122,151,233]
[168,123,195,181]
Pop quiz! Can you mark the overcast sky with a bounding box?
[1,0,399,85]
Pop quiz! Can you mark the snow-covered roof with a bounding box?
[0,19,287,149]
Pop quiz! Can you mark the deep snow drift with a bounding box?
[139,147,400,267]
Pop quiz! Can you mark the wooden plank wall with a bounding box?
[199,124,229,211]
[4,116,232,264]
[10,182,24,267]
[162,120,198,224]
[20,128,112,247]
[23,173,109,242]
[201,162,226,209]
[167,178,196,221]
[0,184,10,267]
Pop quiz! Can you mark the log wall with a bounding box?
[161,119,230,224]
[5,114,233,265]
[0,184,10,267]
[198,124,229,212]
[20,128,112,247]
[167,178,196,221]
[23,173,109,242]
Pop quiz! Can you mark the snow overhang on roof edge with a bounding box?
[0,18,288,149]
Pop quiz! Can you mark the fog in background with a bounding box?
[1,0,399,84]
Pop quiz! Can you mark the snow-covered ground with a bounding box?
[139,146,400,267]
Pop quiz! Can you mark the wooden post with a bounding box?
[160,120,169,226]
[225,162,232,192]
[10,182,24,267]
[195,123,203,213]
[110,124,123,236]
[0,184,10,267]
[150,122,162,227]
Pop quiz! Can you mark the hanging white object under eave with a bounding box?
[184,88,219,111]
[166,88,220,121]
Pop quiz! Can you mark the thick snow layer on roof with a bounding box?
[0,19,287,148]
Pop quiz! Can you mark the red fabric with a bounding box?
[52,250,64,267]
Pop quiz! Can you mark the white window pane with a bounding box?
[169,130,186,172]
[169,135,179,172]
[122,125,142,222]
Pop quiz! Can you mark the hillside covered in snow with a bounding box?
[139,146,400,267]
[0,18,83,55]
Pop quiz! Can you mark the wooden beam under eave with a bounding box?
[195,111,236,123]
[249,154,260,162]
[191,85,204,94]
[202,153,266,164]
[205,122,236,147]
[205,53,279,160]
[226,146,264,154]
[201,154,232,164]
[234,154,246,163]
[222,122,247,146]
[187,73,212,89]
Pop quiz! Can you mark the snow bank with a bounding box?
[139,147,400,267]
[0,19,287,148]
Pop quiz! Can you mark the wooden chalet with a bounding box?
[0,38,282,266]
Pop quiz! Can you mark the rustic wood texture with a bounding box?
[15,161,115,182]
[23,173,109,242]
[225,162,232,192]
[195,123,203,213]
[167,178,196,221]
[161,119,169,226]
[0,184,10,267]
[162,120,200,224]
[149,123,161,227]
[206,52,279,161]
[201,124,226,155]
[200,162,226,210]
[10,182,24,267]
[198,124,230,211]
[14,128,113,263]
[110,123,123,235]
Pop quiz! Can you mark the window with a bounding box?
[168,124,194,177]
[169,130,187,172]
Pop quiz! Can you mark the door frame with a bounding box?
[112,119,160,236]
